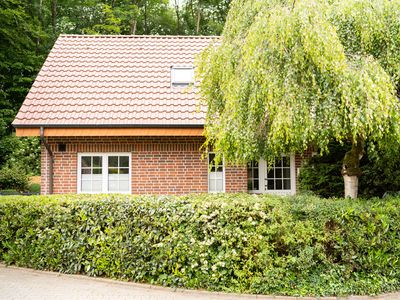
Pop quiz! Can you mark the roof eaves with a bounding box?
[13,123,205,128]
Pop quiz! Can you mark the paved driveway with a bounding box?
[0,264,399,300]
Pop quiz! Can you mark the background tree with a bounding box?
[197,0,400,198]
[0,0,231,190]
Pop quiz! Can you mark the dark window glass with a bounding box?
[93,168,102,174]
[81,168,91,174]
[276,180,283,190]
[247,168,252,178]
[253,168,259,179]
[120,156,129,167]
[109,156,118,168]
[82,156,91,168]
[120,168,129,174]
[276,168,282,178]
[282,156,290,167]
[283,179,291,189]
[254,180,259,190]
[93,156,102,168]
[108,168,118,174]
[267,180,274,190]
[283,168,291,178]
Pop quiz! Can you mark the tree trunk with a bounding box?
[196,7,201,35]
[341,137,364,199]
[51,0,57,34]
[343,175,358,199]
[174,0,181,34]
[143,0,148,34]
[130,19,137,35]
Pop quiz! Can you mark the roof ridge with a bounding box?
[59,34,220,39]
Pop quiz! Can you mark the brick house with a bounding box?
[13,35,304,195]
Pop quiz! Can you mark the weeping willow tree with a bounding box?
[197,0,400,198]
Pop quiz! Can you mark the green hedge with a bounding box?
[0,194,399,296]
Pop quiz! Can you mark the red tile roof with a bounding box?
[13,35,218,127]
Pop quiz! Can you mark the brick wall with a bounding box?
[41,136,247,195]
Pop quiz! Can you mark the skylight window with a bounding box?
[171,66,194,86]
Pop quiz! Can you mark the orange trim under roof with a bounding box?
[16,127,204,137]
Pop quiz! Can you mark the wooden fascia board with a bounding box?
[15,127,204,137]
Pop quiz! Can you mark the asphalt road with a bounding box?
[0,264,399,300]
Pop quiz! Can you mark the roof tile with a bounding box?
[13,35,217,127]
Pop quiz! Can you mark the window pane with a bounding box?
[172,67,194,84]
[81,156,91,168]
[81,168,91,175]
[93,168,102,174]
[108,174,119,181]
[254,180,259,190]
[209,172,217,180]
[267,180,274,190]
[119,174,129,181]
[283,179,291,190]
[209,179,216,192]
[81,174,91,181]
[283,168,291,178]
[253,168,259,179]
[92,180,102,192]
[282,156,290,167]
[120,168,129,174]
[267,169,274,179]
[216,179,223,192]
[209,153,215,163]
[119,180,129,192]
[109,156,118,168]
[247,168,252,178]
[81,180,91,192]
[108,168,118,174]
[216,165,223,172]
[276,168,282,178]
[276,180,283,190]
[108,180,118,192]
[92,156,102,168]
[248,179,253,190]
[120,156,129,168]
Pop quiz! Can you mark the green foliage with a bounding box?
[299,142,400,198]
[0,164,29,191]
[0,0,48,135]
[28,183,41,194]
[0,135,40,175]
[299,143,349,198]
[1,194,399,296]
[180,0,231,35]
[197,0,400,165]
[360,153,400,198]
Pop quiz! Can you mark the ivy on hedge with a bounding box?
[0,194,399,296]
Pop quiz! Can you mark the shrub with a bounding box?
[299,142,400,198]
[0,194,399,296]
[298,144,345,198]
[28,183,40,194]
[0,135,40,176]
[0,165,29,192]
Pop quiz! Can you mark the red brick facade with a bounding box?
[41,136,248,195]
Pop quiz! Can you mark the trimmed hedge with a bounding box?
[0,194,399,296]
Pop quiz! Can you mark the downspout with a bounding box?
[40,127,54,194]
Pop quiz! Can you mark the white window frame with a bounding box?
[171,66,194,86]
[208,152,225,193]
[247,161,262,193]
[77,153,131,194]
[248,154,296,195]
